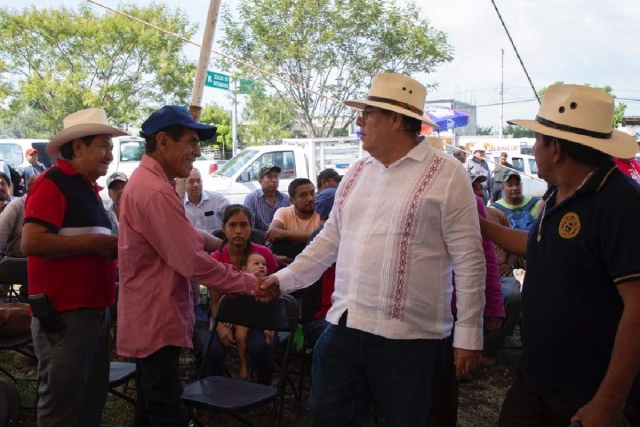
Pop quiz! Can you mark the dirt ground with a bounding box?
[1,328,522,427]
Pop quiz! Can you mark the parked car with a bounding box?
[193,153,220,176]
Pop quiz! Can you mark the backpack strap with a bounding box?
[490,203,511,215]
[522,197,540,212]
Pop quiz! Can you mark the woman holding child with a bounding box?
[204,204,279,384]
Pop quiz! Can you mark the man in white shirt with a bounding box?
[184,168,230,232]
[261,73,486,425]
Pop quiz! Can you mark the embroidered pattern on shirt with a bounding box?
[390,157,444,320]
[336,160,366,215]
[558,212,580,239]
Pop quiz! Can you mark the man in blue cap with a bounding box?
[117,106,278,426]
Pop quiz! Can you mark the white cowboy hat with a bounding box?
[47,108,129,155]
[508,84,637,159]
[344,73,439,129]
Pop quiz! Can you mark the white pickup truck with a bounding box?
[487,153,547,198]
[202,138,365,204]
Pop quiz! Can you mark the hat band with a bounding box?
[536,116,612,140]
[366,96,424,116]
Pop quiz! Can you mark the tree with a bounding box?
[538,82,627,127]
[0,4,197,136]
[476,126,494,136]
[503,124,534,138]
[220,0,453,137]
[240,93,296,146]
[199,104,233,154]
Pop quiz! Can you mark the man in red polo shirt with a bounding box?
[22,108,126,426]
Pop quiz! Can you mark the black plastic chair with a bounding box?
[212,229,266,246]
[0,258,28,302]
[182,294,299,427]
[108,362,136,407]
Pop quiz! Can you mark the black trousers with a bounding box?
[133,346,188,427]
[499,370,640,427]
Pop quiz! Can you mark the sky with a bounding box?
[3,0,640,131]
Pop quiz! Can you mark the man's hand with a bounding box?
[499,264,513,277]
[256,275,281,304]
[453,348,481,380]
[95,234,118,259]
[571,398,626,427]
[266,228,287,242]
[216,323,236,349]
[275,255,293,268]
[485,317,503,337]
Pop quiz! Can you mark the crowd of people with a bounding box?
[2,72,638,427]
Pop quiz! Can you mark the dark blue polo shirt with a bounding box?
[522,160,640,398]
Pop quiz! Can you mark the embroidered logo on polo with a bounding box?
[558,212,581,239]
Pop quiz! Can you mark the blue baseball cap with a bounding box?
[503,170,521,182]
[140,106,218,141]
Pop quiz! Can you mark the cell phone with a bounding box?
[28,294,65,333]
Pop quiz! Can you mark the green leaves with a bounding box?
[0,4,197,137]
[220,0,453,137]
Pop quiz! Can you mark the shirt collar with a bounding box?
[367,140,431,168]
[140,154,176,188]
[55,159,103,192]
[184,190,209,206]
[576,160,617,195]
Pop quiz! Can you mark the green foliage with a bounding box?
[503,125,534,138]
[199,104,233,152]
[476,126,494,136]
[0,4,197,137]
[538,81,627,127]
[220,0,453,137]
[241,93,296,145]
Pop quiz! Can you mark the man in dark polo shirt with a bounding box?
[22,108,125,427]
[481,84,640,427]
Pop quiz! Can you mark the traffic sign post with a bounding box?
[205,71,230,90]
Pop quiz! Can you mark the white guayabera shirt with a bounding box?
[275,141,487,350]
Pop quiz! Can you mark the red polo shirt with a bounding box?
[24,159,116,312]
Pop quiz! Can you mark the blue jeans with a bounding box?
[302,317,330,347]
[191,305,209,379]
[310,323,445,426]
[486,276,522,353]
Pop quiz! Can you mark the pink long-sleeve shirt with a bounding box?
[117,155,258,359]
[452,196,505,318]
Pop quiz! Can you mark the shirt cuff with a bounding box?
[274,268,296,294]
[452,324,483,350]
[245,273,258,296]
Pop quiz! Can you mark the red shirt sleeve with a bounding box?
[24,173,67,232]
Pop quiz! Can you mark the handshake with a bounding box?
[254,275,281,304]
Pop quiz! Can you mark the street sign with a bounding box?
[205,71,230,90]
[239,79,262,95]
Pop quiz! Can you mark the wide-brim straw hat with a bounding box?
[344,73,439,129]
[508,84,637,159]
[47,108,129,155]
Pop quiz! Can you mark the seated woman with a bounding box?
[205,204,279,384]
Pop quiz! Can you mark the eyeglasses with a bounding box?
[358,107,388,124]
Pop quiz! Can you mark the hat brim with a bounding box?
[508,119,638,159]
[344,99,440,130]
[184,123,217,141]
[47,124,130,155]
[107,179,128,189]
[472,176,487,184]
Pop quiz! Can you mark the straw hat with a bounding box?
[508,84,637,159]
[344,73,439,128]
[47,108,129,155]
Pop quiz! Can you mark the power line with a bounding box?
[489,0,540,104]
[475,98,537,108]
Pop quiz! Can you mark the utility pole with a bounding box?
[176,0,221,199]
[499,48,504,138]
[232,78,238,157]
